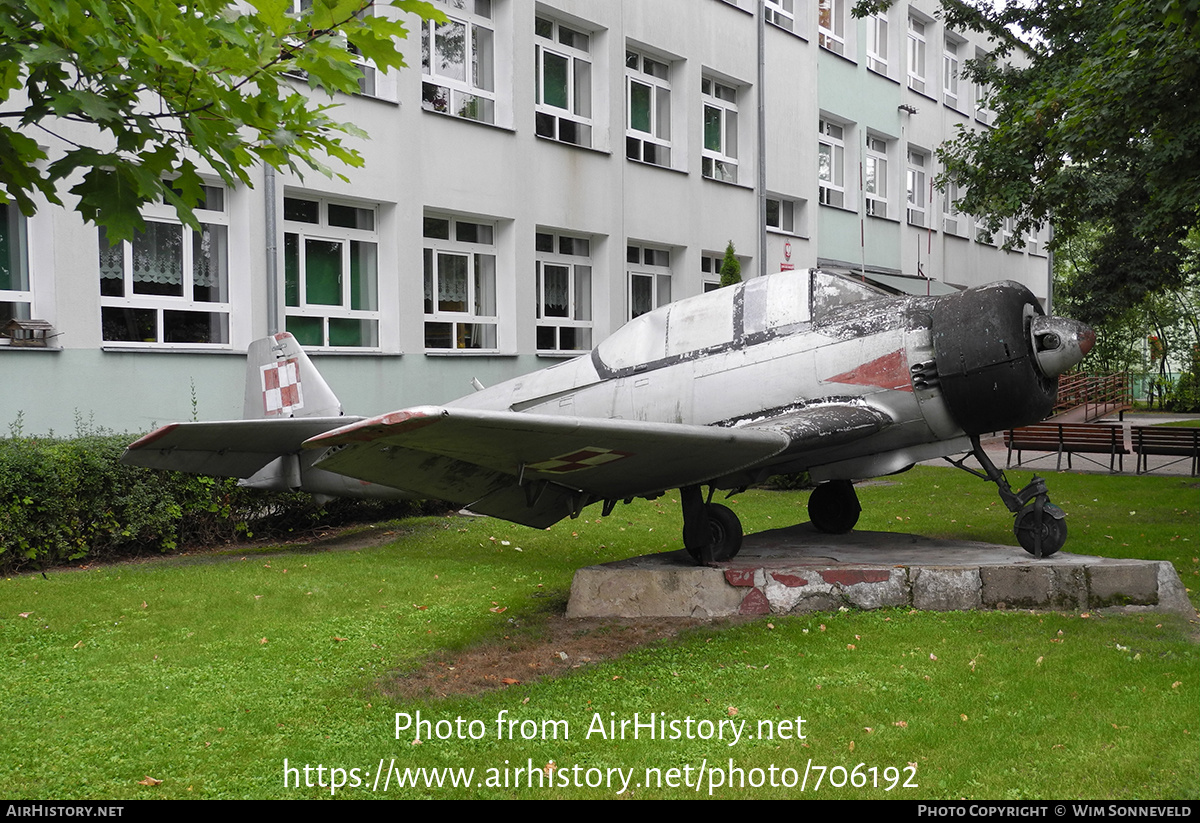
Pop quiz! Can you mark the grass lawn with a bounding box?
[1,466,1196,800]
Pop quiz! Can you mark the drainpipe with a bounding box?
[264,165,279,335]
[757,0,767,276]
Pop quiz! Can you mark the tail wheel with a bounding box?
[685,503,743,562]
[1014,508,1067,557]
[808,480,861,534]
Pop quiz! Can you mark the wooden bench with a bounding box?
[1004,423,1129,472]
[1132,426,1200,476]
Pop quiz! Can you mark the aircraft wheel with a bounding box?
[1014,509,1067,557]
[808,480,861,534]
[685,503,743,562]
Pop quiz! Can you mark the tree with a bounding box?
[0,0,440,241]
[719,240,741,288]
[854,0,1200,325]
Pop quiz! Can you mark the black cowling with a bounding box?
[931,281,1058,436]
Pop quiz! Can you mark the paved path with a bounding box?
[922,413,1200,477]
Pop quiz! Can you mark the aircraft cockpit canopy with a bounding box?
[597,268,897,374]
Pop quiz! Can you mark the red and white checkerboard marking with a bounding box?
[526,447,633,474]
[261,357,304,416]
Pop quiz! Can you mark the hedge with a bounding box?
[0,433,426,572]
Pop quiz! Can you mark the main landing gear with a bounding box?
[807,479,862,534]
[946,435,1067,557]
[680,485,744,564]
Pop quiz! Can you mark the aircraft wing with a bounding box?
[122,417,363,478]
[304,403,890,529]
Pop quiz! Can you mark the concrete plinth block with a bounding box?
[912,567,982,611]
[567,566,742,619]
[1087,563,1161,607]
[827,567,910,610]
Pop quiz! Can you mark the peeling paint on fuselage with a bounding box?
[448,269,966,484]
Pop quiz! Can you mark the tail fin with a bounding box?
[243,333,343,419]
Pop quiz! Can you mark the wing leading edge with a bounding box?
[304,403,892,529]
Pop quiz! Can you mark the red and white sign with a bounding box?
[262,358,304,416]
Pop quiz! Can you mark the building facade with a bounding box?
[1,0,1050,435]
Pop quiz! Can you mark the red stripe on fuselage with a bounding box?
[825,349,913,392]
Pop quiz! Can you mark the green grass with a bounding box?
[1159,419,1200,428]
[1,466,1196,799]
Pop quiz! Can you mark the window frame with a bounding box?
[818,0,846,56]
[906,147,929,228]
[907,14,928,94]
[627,243,673,320]
[764,0,795,32]
[422,213,499,352]
[818,117,847,208]
[421,0,497,124]
[98,186,232,349]
[535,230,593,354]
[701,76,739,184]
[534,15,593,148]
[864,135,889,218]
[942,179,966,236]
[865,11,888,74]
[282,195,381,350]
[625,49,673,169]
[765,196,798,234]
[0,203,31,333]
[943,36,962,110]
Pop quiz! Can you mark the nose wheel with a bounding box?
[947,435,1069,558]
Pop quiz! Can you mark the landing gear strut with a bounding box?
[808,479,862,534]
[680,485,744,564]
[946,435,1067,557]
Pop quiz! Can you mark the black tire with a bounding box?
[685,503,744,562]
[1014,508,1067,557]
[808,480,861,534]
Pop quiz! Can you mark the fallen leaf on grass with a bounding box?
[727,706,738,716]
[500,678,520,685]
[138,776,162,786]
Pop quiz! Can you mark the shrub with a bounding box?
[0,433,432,572]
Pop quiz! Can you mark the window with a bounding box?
[864,136,889,218]
[818,118,846,207]
[701,253,723,292]
[99,186,230,346]
[0,203,30,330]
[818,0,846,55]
[283,196,379,348]
[943,37,961,110]
[764,0,795,32]
[423,214,497,350]
[535,231,592,353]
[627,244,672,319]
[942,180,965,236]
[535,16,592,147]
[906,148,929,227]
[421,0,496,123]
[286,1,386,99]
[625,50,672,168]
[907,15,927,94]
[702,77,739,183]
[866,12,888,74]
[973,49,996,125]
[766,197,797,233]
